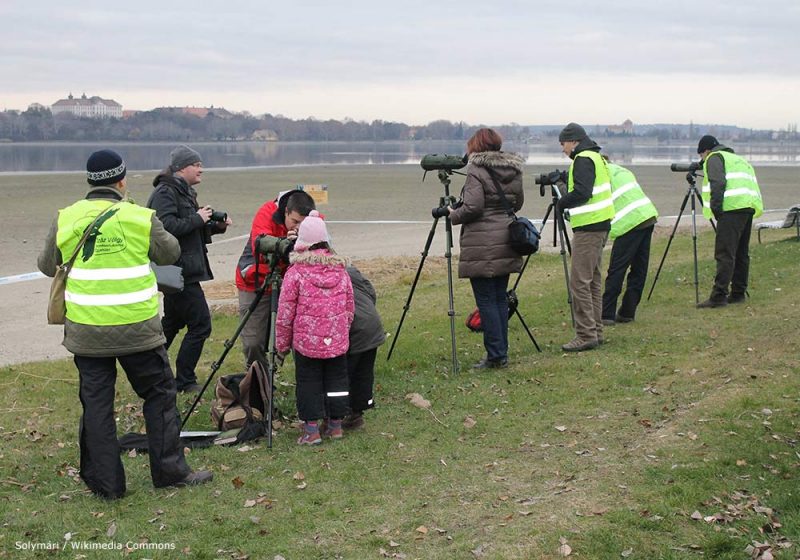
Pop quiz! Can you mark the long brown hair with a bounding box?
[467,128,503,154]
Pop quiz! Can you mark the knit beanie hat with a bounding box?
[294,210,329,251]
[86,149,126,186]
[558,122,588,143]
[169,145,202,172]
[697,135,720,154]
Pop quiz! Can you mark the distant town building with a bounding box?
[51,93,122,119]
[122,110,142,119]
[27,102,48,112]
[606,119,634,135]
[157,106,234,119]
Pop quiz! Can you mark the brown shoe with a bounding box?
[561,338,599,352]
[342,413,365,430]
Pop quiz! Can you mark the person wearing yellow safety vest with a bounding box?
[556,123,614,352]
[695,135,763,308]
[38,150,212,499]
[601,159,658,325]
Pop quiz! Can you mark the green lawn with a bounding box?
[1,231,799,559]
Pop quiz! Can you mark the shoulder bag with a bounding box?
[486,169,540,256]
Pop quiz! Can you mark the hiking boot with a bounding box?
[561,337,598,352]
[615,314,634,323]
[697,298,727,309]
[472,357,509,370]
[342,413,365,430]
[323,419,343,440]
[173,470,213,487]
[601,318,616,326]
[297,422,322,446]
[727,293,746,304]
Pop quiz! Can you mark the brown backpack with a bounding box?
[210,362,271,431]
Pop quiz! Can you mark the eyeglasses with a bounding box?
[191,162,203,168]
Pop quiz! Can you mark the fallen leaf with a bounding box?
[389,540,400,548]
[106,522,117,537]
[415,526,428,534]
[690,511,703,520]
[232,476,245,489]
[558,543,572,556]
[296,481,307,490]
[293,472,305,481]
[463,416,477,429]
[736,459,747,467]
[406,393,431,409]
[555,426,567,432]
[621,548,633,558]
[244,499,257,508]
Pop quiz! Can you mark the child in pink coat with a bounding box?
[276,211,354,445]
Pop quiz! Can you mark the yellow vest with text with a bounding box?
[607,163,659,239]
[701,151,763,219]
[567,151,615,228]
[56,199,159,326]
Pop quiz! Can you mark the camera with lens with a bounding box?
[535,169,567,197]
[431,195,461,219]
[420,154,468,172]
[209,209,228,222]
[670,162,702,173]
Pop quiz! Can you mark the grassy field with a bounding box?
[1,228,799,559]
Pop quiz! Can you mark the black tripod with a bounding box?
[539,184,575,325]
[181,251,280,447]
[386,169,461,373]
[509,256,541,352]
[647,168,715,304]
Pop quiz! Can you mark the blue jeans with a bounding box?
[470,275,510,362]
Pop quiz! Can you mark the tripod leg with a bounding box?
[646,190,691,301]
[557,214,575,326]
[444,215,460,373]
[690,189,700,304]
[513,309,541,352]
[266,278,280,449]
[386,217,439,361]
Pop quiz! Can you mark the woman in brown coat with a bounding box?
[447,128,525,369]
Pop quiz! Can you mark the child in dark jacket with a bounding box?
[276,211,354,445]
[343,266,386,429]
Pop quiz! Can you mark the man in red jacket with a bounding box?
[236,189,317,373]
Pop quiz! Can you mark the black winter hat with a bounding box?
[558,122,588,143]
[697,135,720,154]
[86,149,126,186]
[169,145,202,172]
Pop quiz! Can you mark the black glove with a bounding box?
[548,170,566,184]
[432,206,450,219]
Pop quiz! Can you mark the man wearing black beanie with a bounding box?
[38,149,212,497]
[147,146,232,392]
[556,123,615,352]
[696,135,763,308]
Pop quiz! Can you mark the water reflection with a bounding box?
[0,140,797,173]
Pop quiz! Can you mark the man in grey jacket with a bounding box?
[38,150,212,499]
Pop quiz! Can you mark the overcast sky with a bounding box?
[2,0,798,129]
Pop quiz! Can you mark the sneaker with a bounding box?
[561,338,599,352]
[727,293,746,304]
[472,357,509,370]
[342,413,365,430]
[173,470,213,487]
[697,298,727,309]
[179,383,202,394]
[297,423,322,446]
[615,314,634,323]
[324,419,343,440]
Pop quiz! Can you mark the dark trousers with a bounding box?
[602,225,654,320]
[470,275,510,362]
[162,282,211,390]
[711,212,753,300]
[347,348,377,414]
[74,346,190,498]
[294,351,349,421]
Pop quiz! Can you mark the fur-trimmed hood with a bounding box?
[468,151,525,173]
[289,249,350,267]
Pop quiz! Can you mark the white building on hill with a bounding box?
[51,93,123,118]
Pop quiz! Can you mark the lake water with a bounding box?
[1,139,799,173]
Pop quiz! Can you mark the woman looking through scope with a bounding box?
[445,128,525,369]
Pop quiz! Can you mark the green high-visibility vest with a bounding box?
[566,151,615,228]
[607,163,659,239]
[701,151,763,219]
[56,199,159,326]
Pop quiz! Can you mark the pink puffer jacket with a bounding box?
[276,249,354,359]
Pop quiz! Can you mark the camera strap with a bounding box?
[485,168,517,218]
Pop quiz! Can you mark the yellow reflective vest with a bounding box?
[566,151,615,228]
[607,163,658,239]
[56,199,159,326]
[701,151,763,219]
